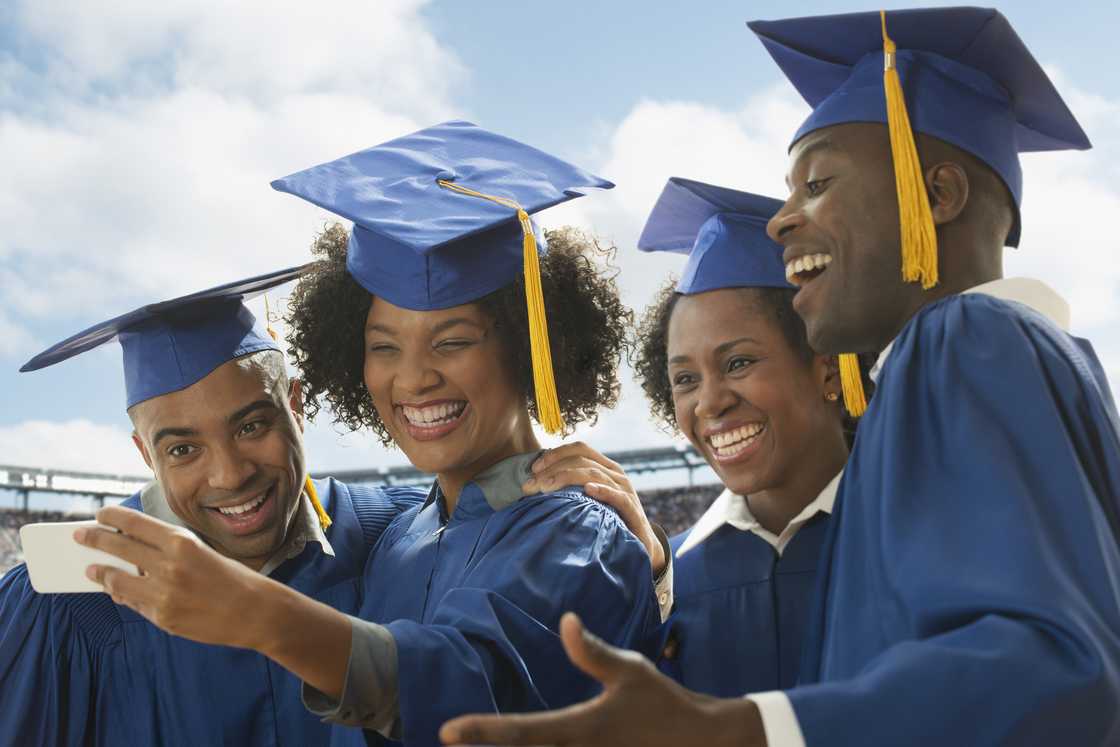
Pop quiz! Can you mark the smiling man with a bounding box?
[440,8,1120,747]
[0,267,426,746]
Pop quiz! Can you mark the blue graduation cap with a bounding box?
[637,177,790,295]
[270,120,613,434]
[748,7,1091,259]
[21,266,308,409]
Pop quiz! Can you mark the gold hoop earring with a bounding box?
[825,391,839,402]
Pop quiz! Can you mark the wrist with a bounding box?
[244,575,299,656]
[707,698,766,747]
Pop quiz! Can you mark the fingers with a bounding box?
[526,455,630,494]
[583,482,638,520]
[87,564,151,607]
[532,442,623,476]
[75,526,162,570]
[440,704,585,746]
[559,612,640,686]
[94,505,184,546]
[526,466,609,495]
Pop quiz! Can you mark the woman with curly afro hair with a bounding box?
[626,179,873,703]
[210,123,667,746]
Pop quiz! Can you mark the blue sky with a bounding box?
[2,0,1118,507]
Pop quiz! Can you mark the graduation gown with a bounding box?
[660,514,828,696]
[0,478,424,747]
[335,471,661,747]
[789,293,1120,745]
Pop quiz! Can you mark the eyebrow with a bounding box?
[668,337,760,366]
[366,317,486,336]
[228,399,280,424]
[152,426,197,447]
[786,136,840,188]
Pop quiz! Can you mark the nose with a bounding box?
[695,375,738,421]
[207,441,257,492]
[767,198,804,245]
[395,349,443,397]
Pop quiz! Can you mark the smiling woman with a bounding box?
[256,121,663,745]
[630,176,870,701]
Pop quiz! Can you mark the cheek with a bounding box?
[363,359,394,412]
[157,468,201,515]
[671,391,703,444]
[461,354,518,414]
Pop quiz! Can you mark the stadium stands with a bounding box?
[639,484,720,537]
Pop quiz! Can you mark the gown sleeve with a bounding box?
[0,565,127,746]
[386,494,660,747]
[787,296,1120,746]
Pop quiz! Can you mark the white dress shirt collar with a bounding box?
[676,471,842,559]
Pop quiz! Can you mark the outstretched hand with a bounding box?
[439,612,766,747]
[527,442,667,575]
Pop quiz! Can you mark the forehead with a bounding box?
[131,357,280,430]
[667,288,785,354]
[366,295,490,331]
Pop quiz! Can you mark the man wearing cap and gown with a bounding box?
[638,178,838,697]
[0,267,427,746]
[439,9,1120,747]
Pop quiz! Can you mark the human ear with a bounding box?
[287,379,305,433]
[132,431,155,471]
[925,161,969,226]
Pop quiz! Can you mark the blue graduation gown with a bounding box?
[790,294,1120,745]
[660,514,828,696]
[337,481,661,747]
[0,478,424,747]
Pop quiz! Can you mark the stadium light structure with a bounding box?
[0,465,150,511]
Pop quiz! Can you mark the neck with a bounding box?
[745,431,847,535]
[872,241,1004,354]
[437,417,540,515]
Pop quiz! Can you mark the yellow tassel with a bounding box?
[263,294,279,342]
[881,10,938,290]
[435,179,565,434]
[305,475,332,531]
[839,353,868,418]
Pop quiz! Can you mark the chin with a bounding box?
[399,439,469,475]
[718,467,765,499]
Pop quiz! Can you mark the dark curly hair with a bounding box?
[284,222,631,445]
[632,280,875,445]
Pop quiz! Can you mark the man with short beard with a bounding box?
[439,8,1120,747]
[0,267,426,746]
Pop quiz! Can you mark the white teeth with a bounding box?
[784,253,833,284]
[217,493,266,515]
[707,423,764,449]
[401,401,466,427]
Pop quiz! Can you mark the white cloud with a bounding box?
[0,419,148,474]
[0,0,462,345]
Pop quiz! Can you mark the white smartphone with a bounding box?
[19,520,140,594]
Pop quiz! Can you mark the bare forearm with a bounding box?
[249,576,353,699]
